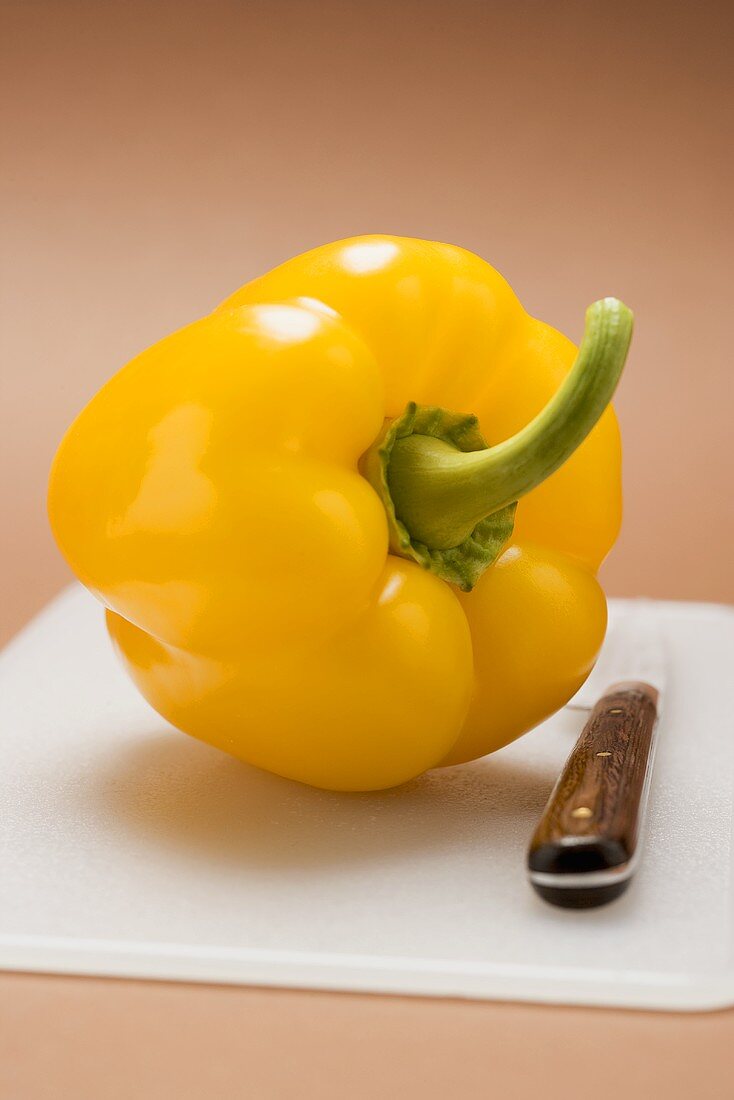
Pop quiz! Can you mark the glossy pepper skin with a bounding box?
[49,236,626,791]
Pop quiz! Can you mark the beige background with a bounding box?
[1,974,733,1100]
[1,0,733,648]
[2,2,733,1096]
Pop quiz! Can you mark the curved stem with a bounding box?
[387,298,633,550]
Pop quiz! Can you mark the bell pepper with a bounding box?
[48,236,632,791]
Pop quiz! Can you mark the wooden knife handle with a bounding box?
[528,682,659,909]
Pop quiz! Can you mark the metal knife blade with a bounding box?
[567,601,666,711]
[528,602,666,909]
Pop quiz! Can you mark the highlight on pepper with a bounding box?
[48,235,632,791]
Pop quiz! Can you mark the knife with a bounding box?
[527,605,665,909]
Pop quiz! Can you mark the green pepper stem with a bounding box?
[387,298,633,550]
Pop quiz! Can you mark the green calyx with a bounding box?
[362,404,517,591]
[363,297,633,591]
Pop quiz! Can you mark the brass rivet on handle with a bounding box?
[571,807,593,819]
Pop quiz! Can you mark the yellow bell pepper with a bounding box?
[48,236,632,791]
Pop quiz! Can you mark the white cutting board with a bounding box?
[2,587,733,1011]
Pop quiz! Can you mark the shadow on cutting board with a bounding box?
[80,730,555,875]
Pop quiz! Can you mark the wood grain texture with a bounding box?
[529,683,659,877]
